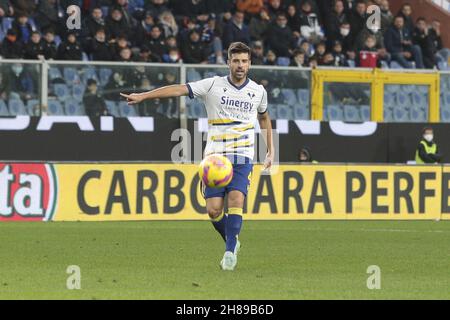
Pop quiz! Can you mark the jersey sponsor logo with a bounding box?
[220,96,254,112]
[0,163,57,221]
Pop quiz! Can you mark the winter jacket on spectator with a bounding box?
[299,12,323,41]
[105,12,131,40]
[249,11,271,41]
[380,6,393,33]
[236,0,264,15]
[0,0,12,16]
[12,19,34,43]
[222,19,251,49]
[1,35,24,58]
[147,35,167,60]
[169,0,208,18]
[413,27,436,68]
[35,0,61,35]
[83,92,109,116]
[57,40,83,60]
[146,0,170,18]
[8,0,35,16]
[24,40,45,59]
[267,21,295,57]
[83,13,106,39]
[428,28,443,51]
[43,39,58,59]
[85,38,113,61]
[384,25,410,54]
[325,7,348,44]
[355,29,385,51]
[181,31,209,63]
[348,7,366,42]
[399,12,414,35]
[206,0,234,15]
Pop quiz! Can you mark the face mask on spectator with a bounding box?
[340,28,350,36]
[423,134,433,142]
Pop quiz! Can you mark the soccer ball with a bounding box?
[198,154,233,188]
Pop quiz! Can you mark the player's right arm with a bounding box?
[120,84,189,105]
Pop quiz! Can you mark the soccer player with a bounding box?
[120,42,274,271]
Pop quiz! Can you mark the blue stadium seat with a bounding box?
[410,106,426,122]
[99,68,113,86]
[390,61,404,69]
[443,92,450,107]
[72,84,85,102]
[54,84,70,100]
[187,69,202,82]
[118,101,138,117]
[401,85,415,93]
[188,100,204,118]
[82,67,99,84]
[276,57,290,66]
[27,99,39,115]
[440,106,450,122]
[63,67,80,84]
[0,100,9,116]
[384,108,393,122]
[327,104,344,121]
[343,105,361,122]
[360,105,371,121]
[281,89,297,106]
[65,99,85,115]
[8,99,27,115]
[204,71,218,78]
[393,107,409,122]
[48,100,65,115]
[293,105,309,120]
[385,84,400,93]
[297,89,309,106]
[384,91,395,108]
[105,100,120,117]
[418,85,429,94]
[49,67,63,80]
[411,91,427,108]
[396,91,411,108]
[276,104,292,119]
[0,29,4,42]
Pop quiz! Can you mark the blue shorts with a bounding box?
[203,155,253,199]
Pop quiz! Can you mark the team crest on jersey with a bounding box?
[247,92,255,99]
[223,88,227,92]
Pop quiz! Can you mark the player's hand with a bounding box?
[263,152,274,173]
[120,93,143,105]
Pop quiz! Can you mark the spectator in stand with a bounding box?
[12,14,34,44]
[312,41,327,65]
[429,19,450,68]
[162,47,182,63]
[24,31,45,60]
[1,29,23,59]
[335,21,355,63]
[384,15,424,68]
[267,12,295,59]
[290,49,307,67]
[299,0,324,44]
[348,0,366,43]
[286,4,302,41]
[83,7,106,39]
[300,39,313,60]
[331,40,348,67]
[115,0,136,27]
[266,0,284,21]
[165,35,178,50]
[264,50,277,65]
[112,34,130,61]
[325,0,348,46]
[42,29,58,60]
[84,28,113,61]
[83,79,109,117]
[35,0,62,37]
[146,0,170,18]
[201,14,225,64]
[118,47,133,62]
[181,29,209,64]
[147,25,167,60]
[413,17,436,69]
[355,24,390,66]
[222,11,251,50]
[251,40,265,65]
[205,0,234,18]
[158,10,179,38]
[0,0,14,17]
[379,0,393,33]
[398,3,414,35]
[104,71,128,100]
[248,8,271,41]
[138,45,162,62]
[135,11,155,45]
[356,35,380,67]
[236,0,264,18]
[7,63,37,100]
[57,31,83,60]
[106,6,131,41]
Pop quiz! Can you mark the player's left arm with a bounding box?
[258,110,274,171]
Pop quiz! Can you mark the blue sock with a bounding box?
[211,212,227,242]
[226,208,243,252]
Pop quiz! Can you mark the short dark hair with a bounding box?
[416,17,426,23]
[227,42,251,59]
[422,126,433,134]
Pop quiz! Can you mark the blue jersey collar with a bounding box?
[227,76,249,90]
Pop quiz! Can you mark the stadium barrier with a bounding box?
[1,162,449,221]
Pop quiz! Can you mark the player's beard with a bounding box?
[231,68,248,81]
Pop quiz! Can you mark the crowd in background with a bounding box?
[0,0,449,69]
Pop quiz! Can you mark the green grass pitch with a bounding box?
[0,221,449,300]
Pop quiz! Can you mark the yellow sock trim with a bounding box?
[228,207,243,216]
[211,211,224,222]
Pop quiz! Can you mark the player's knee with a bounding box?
[207,208,222,220]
